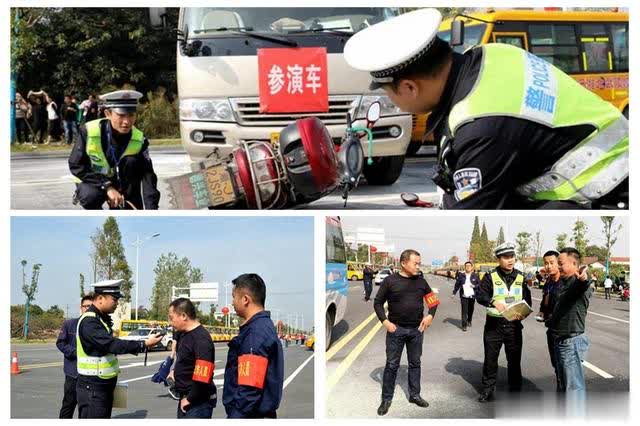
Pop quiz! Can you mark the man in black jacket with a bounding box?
[548,248,591,413]
[452,261,480,331]
[168,298,216,418]
[56,295,93,418]
[363,264,375,302]
[69,90,160,210]
[373,249,439,416]
[76,280,163,418]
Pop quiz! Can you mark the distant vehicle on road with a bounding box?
[374,268,392,285]
[347,262,364,281]
[120,327,173,351]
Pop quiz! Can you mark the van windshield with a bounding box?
[183,7,401,38]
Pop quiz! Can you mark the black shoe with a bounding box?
[377,400,392,416]
[478,391,494,403]
[468,322,472,328]
[409,396,429,408]
[462,326,467,332]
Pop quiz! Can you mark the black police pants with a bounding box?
[363,280,373,300]
[75,156,145,210]
[382,326,423,401]
[481,317,523,393]
[76,377,116,419]
[605,288,611,299]
[59,375,77,418]
[460,297,475,327]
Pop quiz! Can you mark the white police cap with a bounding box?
[91,279,125,299]
[100,90,142,114]
[344,8,443,90]
[494,242,517,258]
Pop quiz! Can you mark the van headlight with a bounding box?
[180,98,235,122]
[355,95,404,119]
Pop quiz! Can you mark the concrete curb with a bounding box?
[11,144,184,160]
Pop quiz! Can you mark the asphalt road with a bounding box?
[10,147,439,210]
[10,341,314,418]
[326,275,629,419]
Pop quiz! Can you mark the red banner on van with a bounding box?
[258,47,329,113]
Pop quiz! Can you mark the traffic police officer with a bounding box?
[344,8,628,209]
[475,242,532,402]
[76,280,163,418]
[69,90,161,210]
[223,273,284,418]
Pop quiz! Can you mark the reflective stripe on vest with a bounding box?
[76,311,119,379]
[85,119,145,178]
[448,43,628,203]
[486,271,524,317]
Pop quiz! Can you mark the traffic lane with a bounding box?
[306,157,439,210]
[329,280,381,356]
[10,153,191,210]
[11,343,313,418]
[278,347,315,419]
[327,275,628,418]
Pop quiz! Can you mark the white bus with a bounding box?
[154,7,413,185]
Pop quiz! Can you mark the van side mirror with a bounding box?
[149,8,167,29]
[451,19,465,47]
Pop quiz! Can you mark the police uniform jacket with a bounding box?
[56,317,79,378]
[77,305,146,384]
[223,311,284,418]
[475,268,532,325]
[68,119,160,209]
[429,50,627,209]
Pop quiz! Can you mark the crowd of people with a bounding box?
[55,273,285,419]
[13,90,103,145]
[370,243,596,417]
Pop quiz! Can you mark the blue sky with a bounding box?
[11,216,314,327]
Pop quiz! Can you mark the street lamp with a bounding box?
[132,232,160,320]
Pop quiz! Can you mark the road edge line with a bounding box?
[326,311,378,361]
[283,353,315,389]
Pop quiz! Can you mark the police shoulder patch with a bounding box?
[453,168,482,201]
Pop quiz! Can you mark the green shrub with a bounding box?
[137,88,179,139]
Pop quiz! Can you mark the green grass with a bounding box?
[10,138,182,153]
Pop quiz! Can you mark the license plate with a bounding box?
[204,165,236,206]
[166,165,237,209]
[270,132,280,146]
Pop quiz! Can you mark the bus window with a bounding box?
[529,24,580,73]
[438,24,487,53]
[326,221,346,264]
[610,24,628,71]
[529,24,576,45]
[579,23,611,72]
[493,33,526,49]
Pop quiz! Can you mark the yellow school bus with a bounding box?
[347,261,364,281]
[204,325,240,342]
[413,9,629,149]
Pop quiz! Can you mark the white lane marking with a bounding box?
[283,353,314,389]
[582,361,614,379]
[531,296,629,324]
[120,360,164,369]
[119,374,155,384]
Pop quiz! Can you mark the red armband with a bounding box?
[424,292,440,309]
[237,354,269,389]
[192,359,214,383]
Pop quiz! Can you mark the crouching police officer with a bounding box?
[69,90,160,210]
[344,9,628,209]
[475,243,532,402]
[76,280,163,418]
[223,274,284,418]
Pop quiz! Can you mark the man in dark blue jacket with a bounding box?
[452,261,480,331]
[56,295,93,418]
[223,273,284,418]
